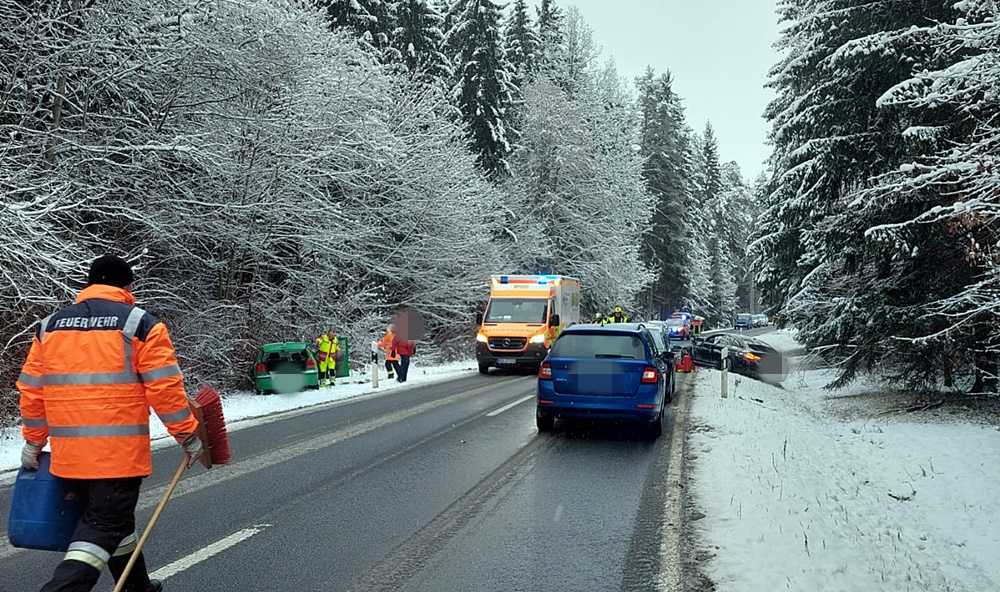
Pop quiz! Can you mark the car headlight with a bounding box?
[476,333,488,343]
[529,334,546,344]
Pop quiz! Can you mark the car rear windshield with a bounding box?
[551,333,646,359]
[737,314,752,320]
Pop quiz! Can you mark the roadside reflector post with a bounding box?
[371,340,379,388]
[720,347,729,399]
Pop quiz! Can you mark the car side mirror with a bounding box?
[549,314,560,327]
[662,351,675,361]
[475,312,483,325]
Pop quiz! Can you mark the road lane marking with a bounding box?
[0,377,531,561]
[657,374,693,591]
[486,394,534,417]
[149,525,269,581]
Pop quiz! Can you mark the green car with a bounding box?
[252,342,321,394]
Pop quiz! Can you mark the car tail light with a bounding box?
[641,367,658,384]
[255,363,266,374]
[538,362,552,380]
[743,352,761,362]
[306,358,316,369]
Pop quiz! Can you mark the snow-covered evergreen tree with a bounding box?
[392,0,451,83]
[445,0,516,179]
[504,0,538,91]
[759,0,965,387]
[636,68,694,318]
[535,0,565,81]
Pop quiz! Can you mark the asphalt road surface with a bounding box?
[1,370,693,592]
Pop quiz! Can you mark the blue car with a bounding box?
[536,323,675,439]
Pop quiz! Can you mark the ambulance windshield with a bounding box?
[484,298,549,323]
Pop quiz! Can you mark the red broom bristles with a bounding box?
[194,385,231,466]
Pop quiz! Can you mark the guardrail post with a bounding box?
[720,346,728,398]
[371,340,379,388]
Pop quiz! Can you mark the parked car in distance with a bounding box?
[734,313,753,330]
[253,342,320,394]
[753,313,769,327]
[536,323,675,439]
[690,333,787,384]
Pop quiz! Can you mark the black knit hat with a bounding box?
[87,255,134,288]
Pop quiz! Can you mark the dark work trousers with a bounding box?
[398,355,411,382]
[41,477,151,592]
[385,358,399,378]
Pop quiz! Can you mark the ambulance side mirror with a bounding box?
[549,314,560,327]
[475,312,483,325]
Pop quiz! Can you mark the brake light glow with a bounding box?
[538,362,552,380]
[636,404,655,409]
[255,363,266,374]
[743,352,761,362]
[641,367,658,384]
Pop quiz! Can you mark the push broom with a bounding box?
[112,385,231,592]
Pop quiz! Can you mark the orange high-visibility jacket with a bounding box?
[377,330,400,361]
[17,285,199,479]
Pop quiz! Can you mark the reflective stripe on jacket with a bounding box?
[16,285,199,479]
[317,335,340,362]
[377,331,399,361]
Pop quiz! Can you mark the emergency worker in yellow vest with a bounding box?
[316,330,341,386]
[607,306,629,323]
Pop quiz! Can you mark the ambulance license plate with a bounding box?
[496,358,516,365]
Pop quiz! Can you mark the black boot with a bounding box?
[40,560,101,592]
[108,552,155,592]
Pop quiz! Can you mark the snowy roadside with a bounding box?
[686,329,1000,591]
[0,360,477,476]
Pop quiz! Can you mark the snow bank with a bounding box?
[1,360,477,475]
[688,333,1000,591]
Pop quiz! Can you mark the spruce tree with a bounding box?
[392,0,451,83]
[636,68,693,317]
[445,0,516,179]
[504,0,538,90]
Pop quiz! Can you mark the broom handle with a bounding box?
[112,454,189,592]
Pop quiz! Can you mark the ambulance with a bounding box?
[475,275,581,374]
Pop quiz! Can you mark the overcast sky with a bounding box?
[528,0,782,180]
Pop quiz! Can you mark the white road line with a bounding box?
[658,375,692,592]
[486,394,535,417]
[0,379,528,561]
[149,524,269,581]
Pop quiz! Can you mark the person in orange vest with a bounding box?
[390,330,416,383]
[377,324,401,380]
[316,329,341,386]
[17,255,201,592]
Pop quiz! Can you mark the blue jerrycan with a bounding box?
[7,451,83,551]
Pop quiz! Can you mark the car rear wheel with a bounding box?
[478,363,490,375]
[536,409,554,432]
[647,409,663,440]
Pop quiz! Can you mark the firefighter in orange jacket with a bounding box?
[18,255,201,592]
[377,324,401,380]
